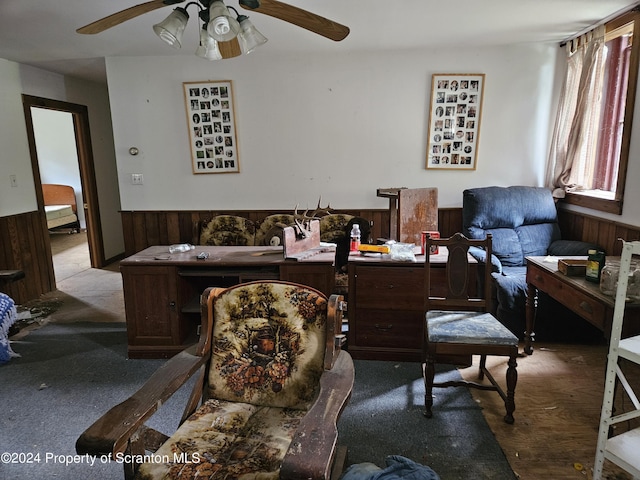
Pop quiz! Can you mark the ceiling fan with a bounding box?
[77,0,350,59]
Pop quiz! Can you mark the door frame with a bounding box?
[22,95,105,273]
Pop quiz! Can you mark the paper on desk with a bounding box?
[543,255,560,263]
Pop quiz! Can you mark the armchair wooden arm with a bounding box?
[76,288,223,459]
[280,349,354,480]
[76,346,208,458]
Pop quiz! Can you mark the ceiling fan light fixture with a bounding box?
[152,7,189,49]
[237,15,268,54]
[207,1,240,42]
[195,28,223,60]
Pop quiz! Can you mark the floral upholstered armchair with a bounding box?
[76,281,354,480]
[254,214,296,246]
[198,215,257,246]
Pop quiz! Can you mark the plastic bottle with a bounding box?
[585,249,605,283]
[168,243,195,254]
[349,224,361,253]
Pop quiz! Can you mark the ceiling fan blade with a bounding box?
[240,0,350,42]
[219,38,242,59]
[77,0,184,34]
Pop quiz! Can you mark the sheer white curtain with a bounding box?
[545,25,606,199]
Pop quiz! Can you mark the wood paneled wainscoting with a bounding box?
[558,207,640,255]
[119,206,640,259]
[0,211,54,304]
[5,205,635,306]
[120,208,466,257]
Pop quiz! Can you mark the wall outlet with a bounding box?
[10,174,17,187]
[131,173,144,185]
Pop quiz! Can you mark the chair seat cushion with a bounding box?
[426,311,518,345]
[135,398,305,480]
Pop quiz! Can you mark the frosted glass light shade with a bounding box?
[238,16,267,54]
[207,1,240,42]
[153,7,189,49]
[195,29,223,60]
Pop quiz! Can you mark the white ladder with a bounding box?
[593,240,640,480]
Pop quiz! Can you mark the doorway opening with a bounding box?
[22,95,105,293]
[30,107,90,282]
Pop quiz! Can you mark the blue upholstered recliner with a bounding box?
[462,186,599,337]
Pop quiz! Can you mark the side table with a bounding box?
[525,256,640,354]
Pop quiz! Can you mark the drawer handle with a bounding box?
[169,301,176,310]
[579,301,593,314]
[535,275,543,282]
[375,323,393,331]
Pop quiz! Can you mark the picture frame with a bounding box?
[425,73,485,170]
[183,80,239,174]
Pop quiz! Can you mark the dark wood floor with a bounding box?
[460,342,639,479]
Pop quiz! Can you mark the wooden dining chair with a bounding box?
[423,232,519,424]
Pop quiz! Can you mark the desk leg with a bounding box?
[524,283,537,355]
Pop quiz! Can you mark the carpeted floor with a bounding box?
[338,359,516,479]
[0,321,515,480]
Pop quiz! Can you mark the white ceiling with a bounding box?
[1,0,638,84]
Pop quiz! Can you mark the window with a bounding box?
[562,11,639,214]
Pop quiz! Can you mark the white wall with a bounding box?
[64,75,122,260]
[0,59,37,216]
[106,43,560,212]
[0,60,123,260]
[3,36,639,261]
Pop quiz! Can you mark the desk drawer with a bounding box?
[353,309,423,349]
[353,266,443,309]
[529,268,606,328]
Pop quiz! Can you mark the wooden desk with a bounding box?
[525,256,640,355]
[120,245,335,358]
[347,248,476,362]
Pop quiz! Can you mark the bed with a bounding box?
[42,184,80,232]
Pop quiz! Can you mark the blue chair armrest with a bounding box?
[469,246,503,274]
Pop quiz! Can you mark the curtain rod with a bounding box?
[559,2,640,46]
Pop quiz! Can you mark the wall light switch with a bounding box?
[10,175,17,187]
[131,173,144,185]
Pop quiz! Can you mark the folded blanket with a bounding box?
[0,293,19,364]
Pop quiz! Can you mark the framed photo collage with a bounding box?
[183,80,239,174]
[426,73,485,170]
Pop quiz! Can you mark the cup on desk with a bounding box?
[421,231,440,255]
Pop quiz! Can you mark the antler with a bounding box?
[293,204,313,238]
[309,197,332,218]
[292,198,331,239]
